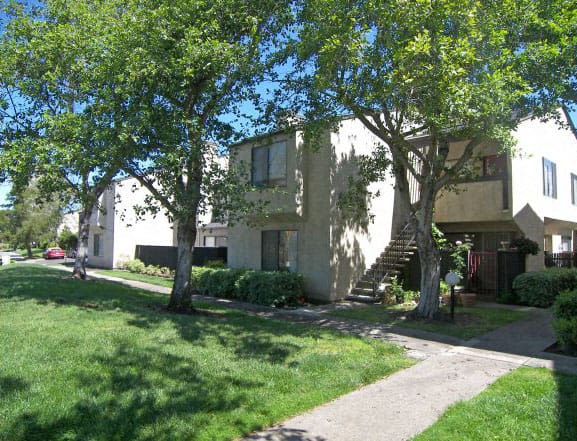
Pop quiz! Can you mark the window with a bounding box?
[572,173,577,205]
[543,158,557,198]
[93,233,102,257]
[261,230,298,272]
[251,141,287,187]
[482,155,507,177]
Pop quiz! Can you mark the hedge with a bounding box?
[191,267,305,307]
[552,290,577,354]
[512,268,577,307]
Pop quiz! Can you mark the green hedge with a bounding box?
[512,268,577,307]
[552,290,577,354]
[191,267,305,307]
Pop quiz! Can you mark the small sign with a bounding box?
[445,271,461,287]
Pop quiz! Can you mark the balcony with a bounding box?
[435,178,510,224]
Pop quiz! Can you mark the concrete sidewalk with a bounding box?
[43,265,577,441]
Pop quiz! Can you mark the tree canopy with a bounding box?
[287,0,577,317]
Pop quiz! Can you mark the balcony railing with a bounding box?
[545,251,577,268]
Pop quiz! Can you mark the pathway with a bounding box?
[33,264,577,441]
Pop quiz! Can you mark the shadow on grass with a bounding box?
[555,370,577,441]
[0,265,364,440]
[0,376,28,398]
[5,344,251,441]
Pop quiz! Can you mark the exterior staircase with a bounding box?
[347,223,417,302]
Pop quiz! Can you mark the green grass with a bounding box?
[328,304,529,340]
[414,367,577,441]
[0,265,413,441]
[93,269,174,288]
[14,247,44,259]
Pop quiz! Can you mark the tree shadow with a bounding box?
[554,369,577,441]
[0,375,28,398]
[0,265,347,440]
[2,343,252,441]
[245,427,328,441]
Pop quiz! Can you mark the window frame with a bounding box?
[93,233,102,257]
[571,173,577,205]
[542,157,557,199]
[261,230,298,272]
[251,140,287,187]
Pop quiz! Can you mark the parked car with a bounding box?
[43,247,65,259]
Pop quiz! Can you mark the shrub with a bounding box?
[125,259,146,274]
[510,237,540,255]
[190,266,305,307]
[552,290,577,354]
[236,271,305,307]
[205,259,226,269]
[512,268,577,307]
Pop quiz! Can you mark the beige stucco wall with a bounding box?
[328,118,398,300]
[227,130,332,299]
[435,142,511,223]
[228,119,399,302]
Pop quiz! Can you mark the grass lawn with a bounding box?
[414,367,577,441]
[0,265,413,441]
[15,247,43,259]
[93,269,174,288]
[328,304,529,340]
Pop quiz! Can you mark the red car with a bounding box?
[43,247,65,259]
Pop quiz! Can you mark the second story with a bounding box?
[231,117,398,224]
[435,110,577,225]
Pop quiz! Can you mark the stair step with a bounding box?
[351,287,376,296]
[345,294,378,303]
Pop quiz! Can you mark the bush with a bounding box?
[125,259,146,274]
[190,267,305,307]
[552,290,577,354]
[510,237,540,255]
[512,268,577,307]
[236,271,305,307]
[204,259,226,269]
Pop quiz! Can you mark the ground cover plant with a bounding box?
[328,304,529,340]
[0,265,413,441]
[414,367,577,441]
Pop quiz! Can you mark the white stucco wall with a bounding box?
[87,185,116,268]
[511,113,577,270]
[111,178,176,268]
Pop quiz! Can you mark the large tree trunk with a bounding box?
[168,217,197,313]
[411,186,442,319]
[72,207,92,279]
[414,235,441,318]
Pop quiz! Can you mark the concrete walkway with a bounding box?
[36,265,577,441]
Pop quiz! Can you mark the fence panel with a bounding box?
[134,245,227,270]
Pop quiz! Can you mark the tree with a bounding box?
[0,1,135,277]
[289,0,577,317]
[9,184,62,257]
[89,0,290,312]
